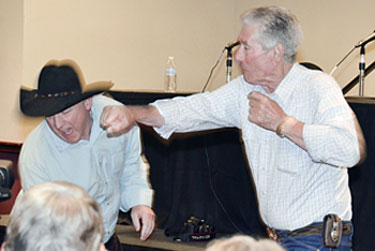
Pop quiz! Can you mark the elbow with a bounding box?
[344,139,366,168]
[350,111,367,166]
[347,149,361,168]
[310,138,365,168]
[354,137,367,166]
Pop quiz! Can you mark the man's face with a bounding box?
[234,24,276,86]
[46,98,93,144]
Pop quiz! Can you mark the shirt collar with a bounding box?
[240,63,299,104]
[89,103,102,143]
[269,63,299,106]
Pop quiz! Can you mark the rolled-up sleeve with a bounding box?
[151,81,242,139]
[303,85,361,167]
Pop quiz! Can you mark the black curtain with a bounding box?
[348,99,375,251]
[142,126,266,237]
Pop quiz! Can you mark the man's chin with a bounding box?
[58,134,79,144]
[243,75,252,84]
[65,138,80,144]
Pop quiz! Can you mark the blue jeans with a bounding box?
[278,222,353,251]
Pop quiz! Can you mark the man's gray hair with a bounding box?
[240,6,303,63]
[4,181,104,251]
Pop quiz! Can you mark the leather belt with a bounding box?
[267,223,352,242]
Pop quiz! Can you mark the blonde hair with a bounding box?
[4,181,104,251]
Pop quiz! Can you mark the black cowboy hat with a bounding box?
[20,59,114,117]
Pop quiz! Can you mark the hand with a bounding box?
[100,105,136,136]
[248,91,287,131]
[130,205,156,241]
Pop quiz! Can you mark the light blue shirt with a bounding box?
[19,95,153,242]
[153,63,361,230]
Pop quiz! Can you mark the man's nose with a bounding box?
[53,114,65,129]
[234,47,243,62]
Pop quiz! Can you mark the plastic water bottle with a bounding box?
[165,56,177,92]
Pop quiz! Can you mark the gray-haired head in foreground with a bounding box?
[4,181,104,251]
[240,6,303,63]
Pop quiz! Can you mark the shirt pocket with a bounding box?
[93,134,126,181]
[274,141,303,175]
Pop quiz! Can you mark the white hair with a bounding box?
[4,181,104,251]
[240,6,303,63]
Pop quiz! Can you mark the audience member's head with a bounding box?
[1,181,105,251]
[206,235,285,251]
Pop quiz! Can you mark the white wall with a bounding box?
[22,0,239,92]
[1,0,375,143]
[0,0,24,143]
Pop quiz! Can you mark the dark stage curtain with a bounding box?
[347,97,375,251]
[142,126,266,237]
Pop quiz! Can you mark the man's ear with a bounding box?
[272,43,285,64]
[83,97,93,111]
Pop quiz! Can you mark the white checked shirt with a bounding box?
[152,63,360,231]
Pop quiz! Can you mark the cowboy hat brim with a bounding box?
[20,81,114,117]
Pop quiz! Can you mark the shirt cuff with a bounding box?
[121,188,154,212]
[151,99,180,139]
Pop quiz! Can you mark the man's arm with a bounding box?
[19,158,49,190]
[100,105,164,135]
[248,91,306,150]
[248,91,364,167]
[19,134,51,191]
[119,125,155,240]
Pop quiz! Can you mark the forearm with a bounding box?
[277,114,362,167]
[276,116,306,150]
[303,121,361,167]
[128,105,165,128]
[101,104,165,135]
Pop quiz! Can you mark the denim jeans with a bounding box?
[278,222,353,251]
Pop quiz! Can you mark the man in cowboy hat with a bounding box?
[18,59,155,251]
